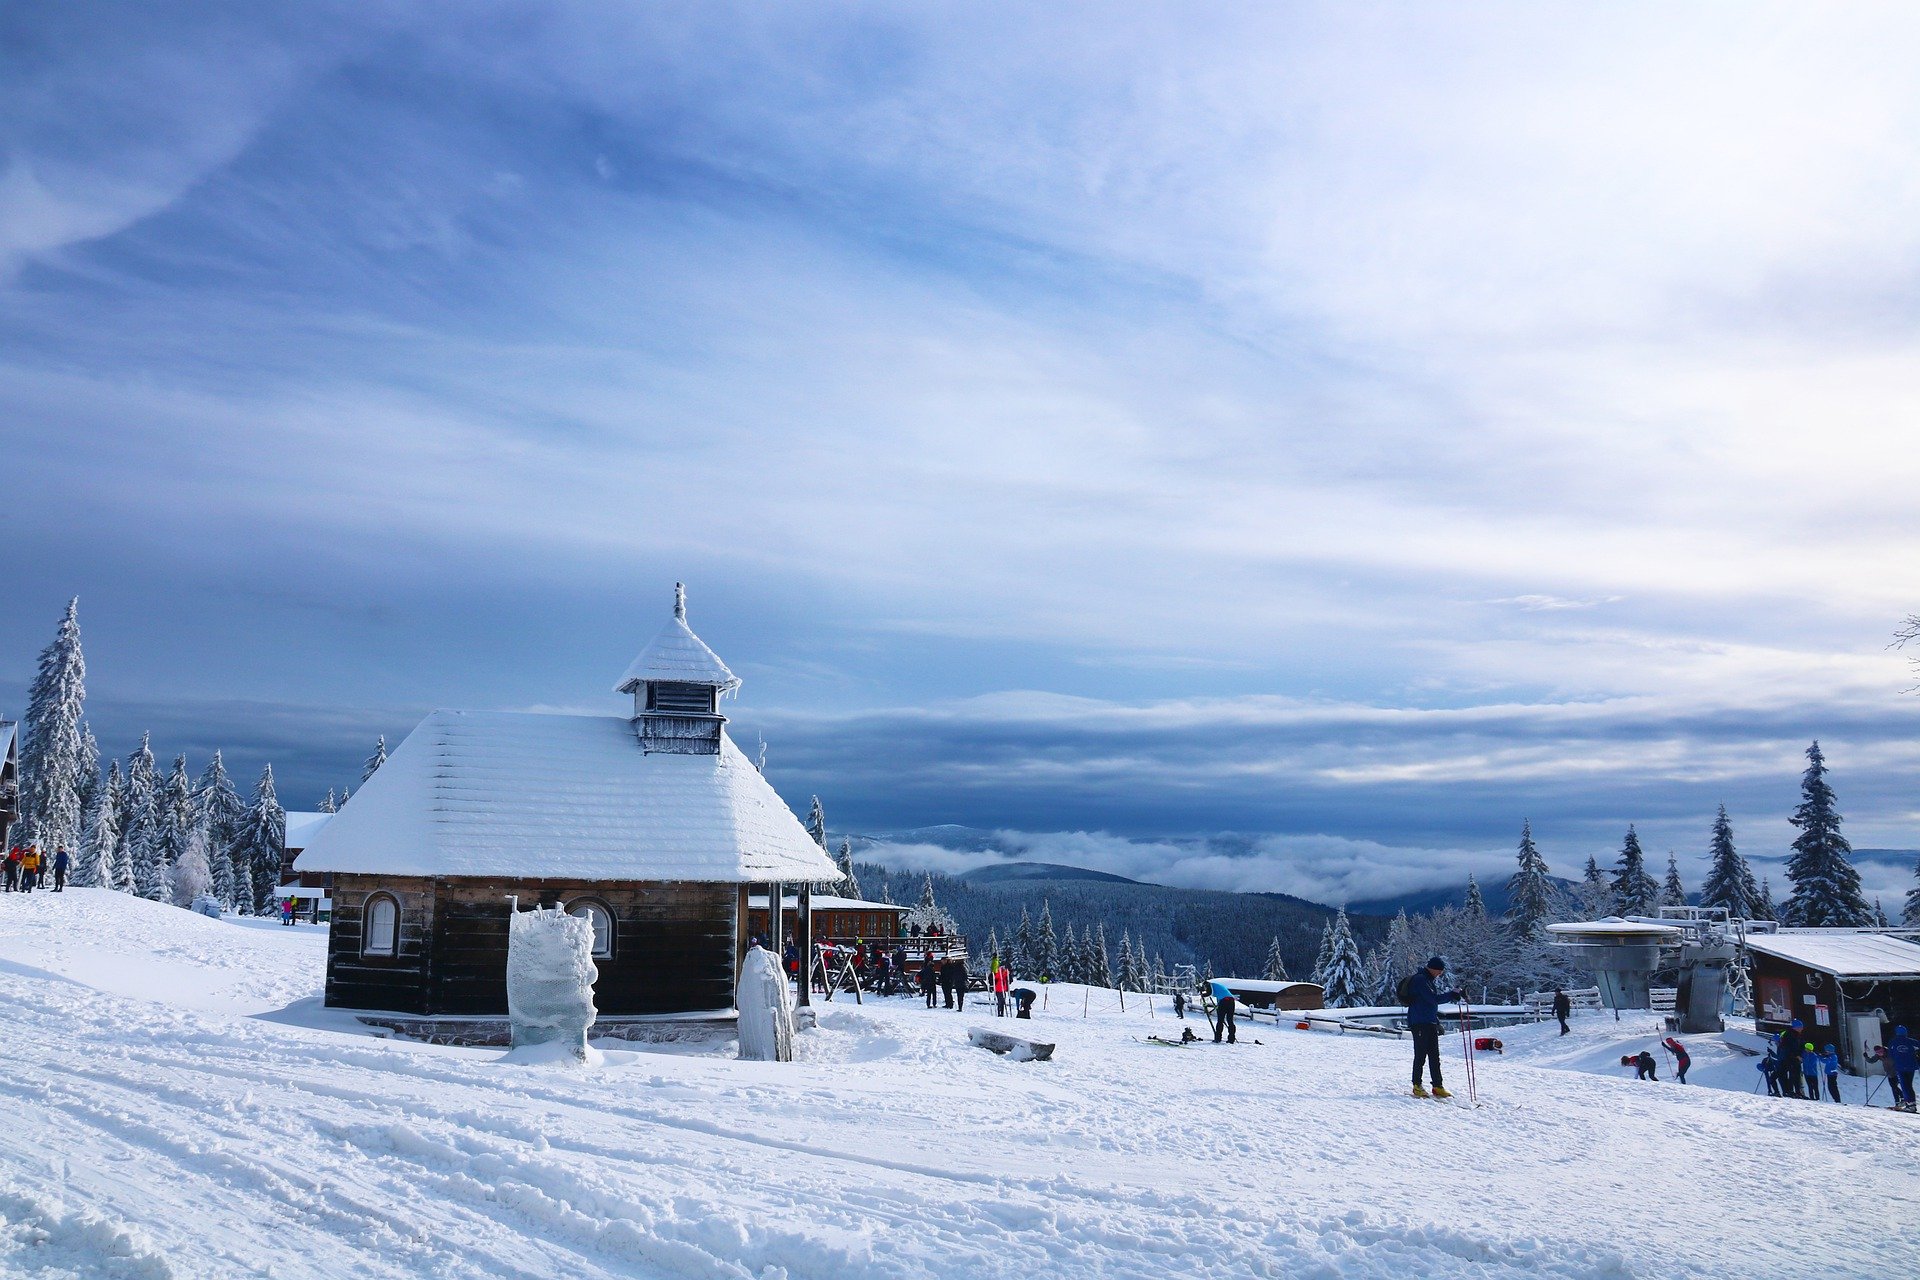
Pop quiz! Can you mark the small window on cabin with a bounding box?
[363,894,399,957]
[568,900,614,959]
[648,682,715,714]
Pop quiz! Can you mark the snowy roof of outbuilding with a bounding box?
[283,811,333,850]
[293,710,839,883]
[614,585,739,695]
[1744,932,1920,979]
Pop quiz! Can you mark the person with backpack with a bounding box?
[1759,1047,1781,1096]
[1553,987,1571,1036]
[1662,1036,1690,1084]
[1210,980,1238,1044]
[1887,1025,1918,1113]
[51,847,70,892]
[1402,957,1465,1098]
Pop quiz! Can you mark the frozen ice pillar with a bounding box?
[506,904,599,1063]
[737,944,794,1062]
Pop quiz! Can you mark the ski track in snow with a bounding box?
[0,892,1915,1278]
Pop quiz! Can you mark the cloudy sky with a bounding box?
[5,3,1919,905]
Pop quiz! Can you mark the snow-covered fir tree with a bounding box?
[1057,923,1079,982]
[76,725,100,829]
[1905,859,1920,927]
[1118,932,1149,990]
[804,796,826,848]
[193,753,247,909]
[1504,822,1559,939]
[1362,945,1391,1004]
[122,735,166,901]
[1754,876,1778,922]
[170,825,213,908]
[1012,906,1034,978]
[1262,934,1289,982]
[1382,910,1416,986]
[1573,855,1611,920]
[234,765,287,915]
[834,838,861,900]
[1661,854,1687,908]
[1149,952,1169,994]
[1446,878,1499,998]
[15,598,89,854]
[318,789,338,814]
[72,761,120,889]
[149,755,196,887]
[1033,902,1059,980]
[1317,909,1366,1007]
[361,735,388,784]
[1873,898,1890,928]
[1310,919,1335,984]
[1782,740,1871,927]
[904,873,956,935]
[1611,826,1659,917]
[1698,805,1755,919]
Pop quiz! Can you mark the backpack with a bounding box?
[1395,972,1418,1006]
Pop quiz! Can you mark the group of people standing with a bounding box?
[1753,1019,1916,1111]
[3,844,69,893]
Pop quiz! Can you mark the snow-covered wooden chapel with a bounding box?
[295,586,839,1042]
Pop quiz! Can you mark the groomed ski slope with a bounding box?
[0,891,1915,1279]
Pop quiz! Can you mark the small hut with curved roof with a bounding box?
[295,586,839,1042]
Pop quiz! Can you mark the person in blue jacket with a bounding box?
[1799,1042,1822,1101]
[1405,957,1464,1099]
[1210,980,1238,1044]
[1775,1021,1806,1098]
[1888,1025,1918,1113]
[1819,1044,1842,1102]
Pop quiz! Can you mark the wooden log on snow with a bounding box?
[968,1027,1055,1061]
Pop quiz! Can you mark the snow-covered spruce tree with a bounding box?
[1383,910,1416,986]
[1783,740,1871,927]
[1115,932,1143,991]
[1447,877,1499,998]
[1033,902,1059,980]
[1661,855,1687,908]
[1012,906,1033,978]
[1088,922,1110,987]
[194,753,246,909]
[1755,876,1778,922]
[15,598,89,854]
[76,725,100,832]
[805,796,826,848]
[1310,919,1334,984]
[361,735,388,784]
[1056,923,1078,983]
[1504,822,1559,937]
[904,873,955,935]
[1362,945,1391,1005]
[1317,909,1366,1008]
[170,825,213,908]
[122,735,166,901]
[318,789,338,814]
[1905,859,1920,927]
[835,838,862,901]
[72,761,121,889]
[1874,899,1891,928]
[1611,826,1659,918]
[104,764,135,892]
[1150,953,1168,993]
[1262,934,1289,982]
[149,755,196,889]
[1573,855,1610,920]
[1698,804,1755,919]
[234,765,287,915]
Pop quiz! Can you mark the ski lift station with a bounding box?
[293,585,842,1044]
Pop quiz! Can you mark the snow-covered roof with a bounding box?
[283,811,333,850]
[1546,919,1683,941]
[293,710,839,884]
[1217,979,1323,994]
[614,586,739,695]
[747,894,909,913]
[1745,932,1920,978]
[0,720,15,761]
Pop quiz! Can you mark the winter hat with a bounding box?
[1804,1042,1815,1051]
[1898,1026,1909,1036]
[1426,956,1447,971]
[1791,1019,1803,1029]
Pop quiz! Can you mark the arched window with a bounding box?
[363,893,399,957]
[567,899,614,959]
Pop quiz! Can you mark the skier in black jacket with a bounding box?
[919,959,938,1008]
[1552,988,1571,1036]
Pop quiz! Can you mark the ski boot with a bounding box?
[1411,1084,1430,1098]
[1431,1085,1453,1099]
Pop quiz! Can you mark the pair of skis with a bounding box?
[1455,1001,1481,1106]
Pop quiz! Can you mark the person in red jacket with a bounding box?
[3,848,20,893]
[992,959,1011,1017]
[1662,1036,1691,1084]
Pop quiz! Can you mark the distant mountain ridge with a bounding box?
[961,861,1140,886]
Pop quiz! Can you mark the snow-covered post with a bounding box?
[506,904,598,1063]
[737,944,795,1062]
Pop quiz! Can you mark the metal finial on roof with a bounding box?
[675,582,686,620]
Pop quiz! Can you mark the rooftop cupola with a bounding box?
[615,584,740,754]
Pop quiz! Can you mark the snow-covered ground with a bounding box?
[1,890,1916,1279]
